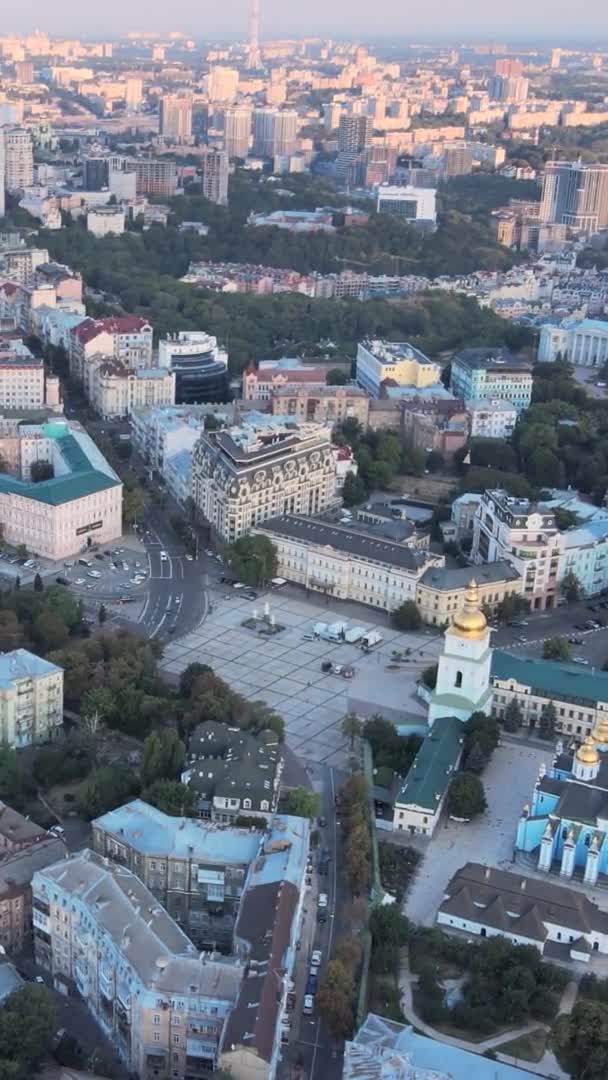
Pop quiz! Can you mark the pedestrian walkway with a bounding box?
[399,963,572,1079]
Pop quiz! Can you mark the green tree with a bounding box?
[369,904,410,949]
[503,699,523,733]
[543,636,570,661]
[81,686,117,725]
[422,664,438,689]
[341,712,362,750]
[497,593,529,621]
[227,534,277,586]
[78,765,139,819]
[315,958,355,1040]
[33,609,68,652]
[283,786,320,819]
[33,572,43,593]
[0,983,56,1078]
[123,486,147,525]
[463,712,499,763]
[179,662,214,698]
[464,740,488,774]
[561,570,582,603]
[448,771,487,819]
[326,367,349,385]
[141,729,186,787]
[98,603,107,624]
[539,702,557,741]
[143,779,196,816]
[392,600,422,631]
[0,747,34,811]
[16,544,27,559]
[342,471,367,507]
[553,1000,608,1079]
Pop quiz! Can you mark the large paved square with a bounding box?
[161,590,442,766]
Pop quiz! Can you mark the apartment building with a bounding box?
[375,185,437,227]
[538,318,608,368]
[0,421,122,559]
[0,802,47,856]
[130,405,206,471]
[471,489,562,609]
[270,382,370,426]
[192,415,337,542]
[490,651,608,741]
[466,398,517,439]
[32,850,244,1080]
[0,246,49,285]
[0,338,45,409]
[356,340,442,399]
[0,649,64,748]
[92,799,261,945]
[0,833,66,953]
[242,357,351,401]
[69,316,153,381]
[254,514,441,610]
[3,128,34,190]
[540,160,608,233]
[86,360,175,419]
[86,207,126,237]
[183,724,283,824]
[416,562,522,627]
[130,158,177,199]
[200,148,229,206]
[450,347,533,413]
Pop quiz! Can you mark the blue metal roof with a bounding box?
[0,649,62,688]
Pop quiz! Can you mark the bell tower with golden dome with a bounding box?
[428,579,493,726]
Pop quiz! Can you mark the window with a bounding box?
[153,1015,161,1025]
[455,671,463,689]
[153,1032,160,1043]
[172,1034,180,1045]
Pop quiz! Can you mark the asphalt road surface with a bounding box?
[491,598,608,668]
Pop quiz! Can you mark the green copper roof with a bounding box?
[395,715,464,812]
[0,433,120,506]
[492,650,608,708]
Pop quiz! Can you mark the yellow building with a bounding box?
[416,561,522,626]
[356,340,442,397]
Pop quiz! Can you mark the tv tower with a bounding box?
[248,0,261,69]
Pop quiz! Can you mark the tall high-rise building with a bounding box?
[488,74,529,103]
[337,114,372,154]
[273,109,298,157]
[14,60,34,84]
[125,77,143,111]
[159,92,192,142]
[0,133,5,218]
[540,160,608,233]
[3,128,33,191]
[252,106,275,157]
[207,65,239,102]
[201,148,229,206]
[83,156,110,191]
[494,57,523,77]
[223,106,252,159]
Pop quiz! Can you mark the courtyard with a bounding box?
[161,590,443,766]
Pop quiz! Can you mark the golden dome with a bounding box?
[592,717,608,744]
[451,579,488,639]
[576,736,600,765]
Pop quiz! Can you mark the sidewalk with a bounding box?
[399,965,572,1079]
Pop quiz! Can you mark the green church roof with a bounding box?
[0,431,120,506]
[492,651,608,708]
[395,715,464,812]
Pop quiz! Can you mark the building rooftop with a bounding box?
[0,423,120,506]
[395,716,464,812]
[420,561,520,592]
[360,339,436,368]
[185,723,282,813]
[344,1012,537,1080]
[492,650,608,707]
[0,801,47,846]
[440,862,608,943]
[452,347,531,373]
[256,514,430,572]
[93,799,262,866]
[0,836,67,894]
[0,649,62,688]
[33,849,243,997]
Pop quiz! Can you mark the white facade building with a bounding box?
[466,398,517,439]
[86,207,126,237]
[0,339,45,409]
[538,319,608,368]
[3,128,34,191]
[130,405,205,471]
[375,184,437,227]
[85,360,175,419]
[254,515,441,610]
[0,649,63,748]
[193,415,337,543]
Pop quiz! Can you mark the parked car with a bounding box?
[160,551,168,562]
[311,950,322,967]
[94,553,105,561]
[318,893,328,908]
[568,636,584,645]
[303,994,314,1016]
[55,577,69,586]
[572,657,590,665]
[74,578,86,586]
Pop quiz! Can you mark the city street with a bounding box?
[491,598,608,668]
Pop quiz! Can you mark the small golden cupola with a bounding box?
[451,579,488,640]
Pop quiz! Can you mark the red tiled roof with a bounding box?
[0,283,20,296]
[73,316,152,344]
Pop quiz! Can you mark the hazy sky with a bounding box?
[4,0,607,42]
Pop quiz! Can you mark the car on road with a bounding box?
[573,657,590,665]
[160,551,168,562]
[185,554,193,561]
[311,950,322,967]
[49,824,65,836]
[318,893,328,908]
[168,623,178,634]
[74,578,86,586]
[85,584,95,590]
[206,550,214,557]
[568,636,584,645]
[87,570,101,579]
[303,994,314,1016]
[233,582,247,589]
[306,971,318,995]
[55,577,69,586]
[318,817,327,828]
[94,553,105,561]
[508,619,528,628]
[63,561,74,568]
[243,592,256,601]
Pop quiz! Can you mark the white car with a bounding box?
[87,570,101,578]
[233,582,246,589]
[74,578,86,586]
[303,994,314,1016]
[318,893,328,909]
[160,551,168,562]
[185,554,194,561]
[311,950,322,967]
[130,577,143,585]
[206,550,214,557]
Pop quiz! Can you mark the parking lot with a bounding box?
[161,590,443,767]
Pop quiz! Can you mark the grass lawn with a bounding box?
[496,1027,548,1063]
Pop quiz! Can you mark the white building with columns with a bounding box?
[538,318,608,368]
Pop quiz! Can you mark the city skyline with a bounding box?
[2,0,607,42]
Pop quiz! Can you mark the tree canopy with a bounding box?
[227,534,278,586]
